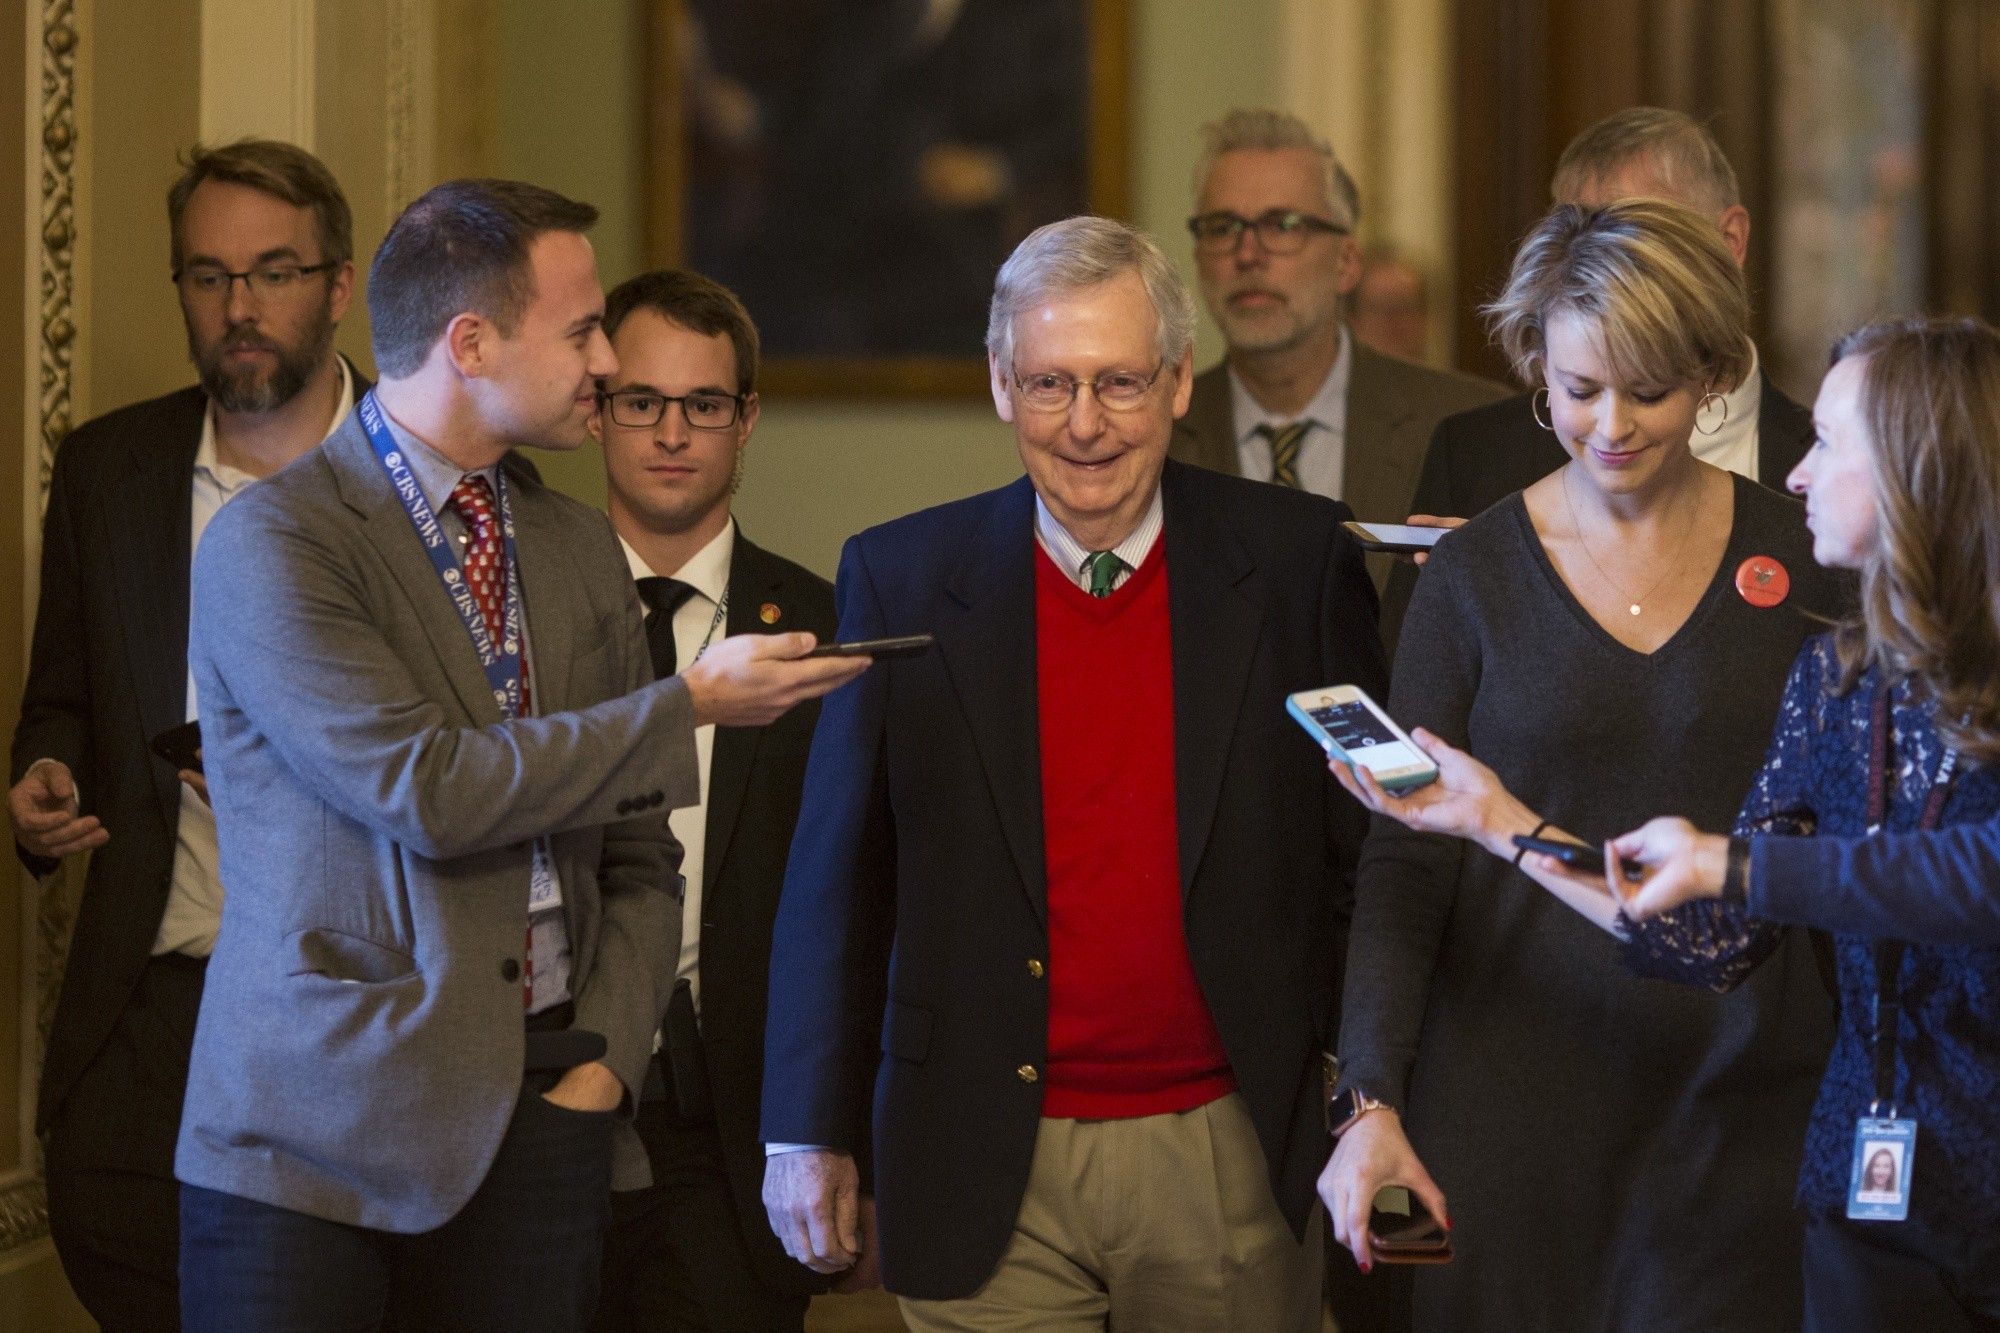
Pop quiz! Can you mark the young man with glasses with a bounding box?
[761,216,1385,1331]
[1170,108,1503,623]
[8,138,363,1330]
[587,270,841,1332]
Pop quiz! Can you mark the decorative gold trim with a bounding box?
[12,0,84,1257]
[37,0,77,513]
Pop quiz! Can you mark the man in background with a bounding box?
[589,269,841,1332]
[8,139,362,1330]
[1170,108,1504,608]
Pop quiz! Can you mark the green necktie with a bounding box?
[1084,550,1129,598]
[1256,421,1309,488]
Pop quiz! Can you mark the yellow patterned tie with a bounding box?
[1256,421,1309,488]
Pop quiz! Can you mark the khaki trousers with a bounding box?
[899,1093,1323,1332]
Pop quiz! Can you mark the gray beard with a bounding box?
[193,307,337,414]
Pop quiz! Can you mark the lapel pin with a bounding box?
[759,602,781,624]
[1735,555,1790,608]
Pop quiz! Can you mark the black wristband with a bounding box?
[1512,818,1551,866]
[1720,837,1752,906]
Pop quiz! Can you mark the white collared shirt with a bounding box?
[1033,488,1163,594]
[619,519,734,1012]
[1229,325,1352,499]
[1692,345,1766,482]
[155,360,355,958]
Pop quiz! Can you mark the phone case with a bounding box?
[1286,695,1438,793]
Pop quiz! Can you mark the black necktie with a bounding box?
[636,576,698,679]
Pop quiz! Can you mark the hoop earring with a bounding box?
[1531,387,1553,432]
[1695,390,1728,436]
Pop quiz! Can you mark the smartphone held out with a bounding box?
[1286,685,1439,792]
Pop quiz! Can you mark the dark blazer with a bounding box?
[10,366,372,1141]
[1381,372,1814,648]
[688,530,836,1295]
[760,460,1387,1299]
[1170,339,1509,597]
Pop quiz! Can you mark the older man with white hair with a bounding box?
[760,215,1386,1330]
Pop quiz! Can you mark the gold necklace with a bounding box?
[1561,466,1704,617]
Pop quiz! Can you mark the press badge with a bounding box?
[528,839,563,913]
[1846,1117,1916,1222]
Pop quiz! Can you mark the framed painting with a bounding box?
[644,0,1131,397]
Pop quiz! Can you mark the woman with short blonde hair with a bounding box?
[1321,200,1841,1329]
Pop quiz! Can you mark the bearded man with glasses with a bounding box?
[760,215,1385,1331]
[9,138,366,1331]
[1170,109,1503,634]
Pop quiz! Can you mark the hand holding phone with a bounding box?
[1287,685,1438,793]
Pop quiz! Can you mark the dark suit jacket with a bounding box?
[1170,339,1508,599]
[1381,372,1815,649]
[681,530,836,1295]
[9,366,372,1143]
[760,460,1387,1299]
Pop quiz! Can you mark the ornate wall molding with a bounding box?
[36,0,76,513]
[5,0,84,1259]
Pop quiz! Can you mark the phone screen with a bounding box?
[1310,699,1426,776]
[1354,523,1446,548]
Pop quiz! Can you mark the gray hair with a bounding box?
[1550,107,1741,216]
[985,216,1197,368]
[1194,108,1360,231]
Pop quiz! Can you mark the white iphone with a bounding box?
[1286,685,1439,792]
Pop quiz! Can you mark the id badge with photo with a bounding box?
[1846,1116,1917,1222]
[528,839,563,914]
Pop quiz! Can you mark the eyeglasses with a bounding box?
[598,388,745,431]
[1187,210,1347,255]
[1009,362,1166,412]
[173,261,340,301]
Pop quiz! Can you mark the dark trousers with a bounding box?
[1324,1231,1413,1333]
[179,1071,616,1333]
[594,1075,811,1333]
[1804,1210,2000,1332]
[45,951,206,1333]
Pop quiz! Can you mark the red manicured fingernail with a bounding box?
[1360,1260,1372,1274]
[1443,1213,1454,1230]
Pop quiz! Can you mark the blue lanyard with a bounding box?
[358,391,528,719]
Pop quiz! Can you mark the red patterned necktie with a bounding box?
[449,473,538,1008]
[447,473,531,716]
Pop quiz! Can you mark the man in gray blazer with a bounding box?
[1170,109,1505,611]
[174,180,865,1331]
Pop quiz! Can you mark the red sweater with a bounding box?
[1035,544,1235,1119]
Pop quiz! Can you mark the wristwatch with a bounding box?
[1323,1053,1392,1138]
[1720,836,1752,906]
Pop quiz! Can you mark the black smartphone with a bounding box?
[1369,1193,1452,1264]
[1511,833,1643,880]
[803,634,935,660]
[151,719,203,774]
[1342,520,1449,555]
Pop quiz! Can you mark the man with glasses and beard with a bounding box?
[8,139,363,1330]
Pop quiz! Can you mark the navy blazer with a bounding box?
[760,459,1387,1299]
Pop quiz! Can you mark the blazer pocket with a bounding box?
[880,999,934,1064]
[285,927,419,985]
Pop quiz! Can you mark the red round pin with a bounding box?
[1735,555,1790,608]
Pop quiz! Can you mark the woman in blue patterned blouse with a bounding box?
[1341,316,2000,1329]
[1606,319,2000,1328]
